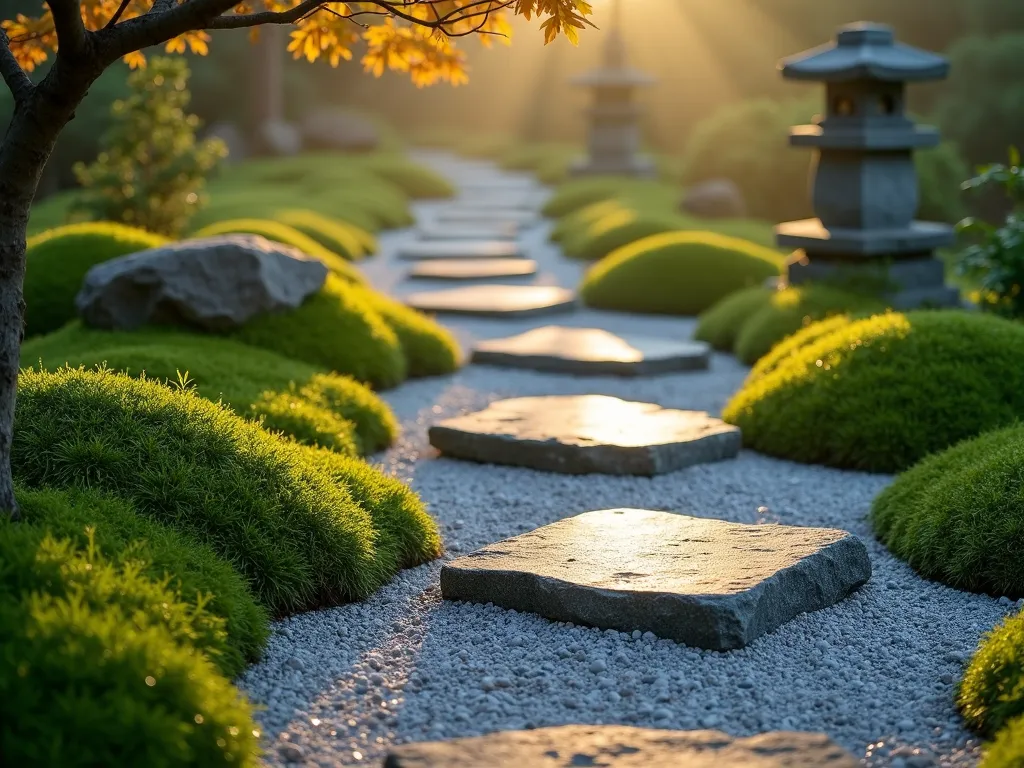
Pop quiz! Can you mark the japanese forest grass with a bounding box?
[13,367,442,618]
[21,325,398,456]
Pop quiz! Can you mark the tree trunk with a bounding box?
[0,54,100,520]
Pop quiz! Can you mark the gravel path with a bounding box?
[240,153,1011,768]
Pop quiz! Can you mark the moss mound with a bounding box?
[274,209,375,261]
[581,231,783,316]
[550,199,625,243]
[0,513,259,766]
[959,608,1024,737]
[355,155,455,199]
[192,187,382,233]
[542,176,639,218]
[694,286,774,351]
[13,367,441,616]
[564,210,683,261]
[724,311,1024,472]
[982,717,1024,768]
[733,285,887,365]
[360,291,461,378]
[22,324,397,455]
[233,274,407,390]
[13,486,268,676]
[191,218,363,282]
[24,222,168,338]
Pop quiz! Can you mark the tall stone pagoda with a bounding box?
[775,22,959,307]
[570,0,656,177]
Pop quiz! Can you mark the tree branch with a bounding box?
[105,0,135,29]
[205,0,329,30]
[46,0,89,57]
[0,30,33,105]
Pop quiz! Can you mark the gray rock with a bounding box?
[300,108,379,152]
[428,395,740,475]
[408,258,538,282]
[471,326,711,376]
[435,208,539,228]
[440,508,871,650]
[383,725,859,767]
[680,178,747,219]
[257,119,302,156]
[406,285,576,319]
[397,240,524,261]
[75,234,327,332]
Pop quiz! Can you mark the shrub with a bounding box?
[21,324,398,455]
[359,291,462,378]
[959,605,1024,737]
[355,154,455,198]
[13,485,268,676]
[733,285,887,364]
[0,516,259,766]
[563,210,683,261]
[983,717,1024,768]
[916,142,970,224]
[190,219,364,283]
[723,310,1024,472]
[24,222,168,338]
[13,367,441,615]
[232,275,407,390]
[580,231,783,316]
[274,208,376,261]
[72,57,227,237]
[694,286,774,351]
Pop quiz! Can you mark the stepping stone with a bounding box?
[384,725,859,767]
[435,208,539,227]
[407,285,576,318]
[428,395,739,475]
[418,223,518,240]
[471,326,711,376]
[408,259,538,282]
[441,508,871,651]
[455,194,540,211]
[397,240,523,261]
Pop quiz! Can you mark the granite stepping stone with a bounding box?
[436,208,539,227]
[384,725,859,767]
[406,285,576,319]
[428,395,739,475]
[408,258,538,282]
[418,223,519,240]
[441,508,872,651]
[471,326,711,376]
[397,240,523,261]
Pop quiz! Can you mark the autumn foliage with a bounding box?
[4,0,595,87]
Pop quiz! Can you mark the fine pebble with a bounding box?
[239,153,1004,768]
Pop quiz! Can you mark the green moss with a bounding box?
[232,274,407,390]
[564,210,684,261]
[274,209,375,261]
[982,716,1024,768]
[191,187,382,233]
[723,311,1024,472]
[190,218,363,283]
[359,290,462,378]
[22,324,397,455]
[542,176,637,218]
[0,513,259,766]
[24,222,168,338]
[580,231,783,316]
[733,285,887,364]
[354,154,455,199]
[694,286,773,351]
[746,314,857,382]
[960,606,1024,737]
[550,199,625,243]
[13,367,440,616]
[13,485,268,676]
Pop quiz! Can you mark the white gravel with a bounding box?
[240,153,1012,767]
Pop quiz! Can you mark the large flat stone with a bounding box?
[455,193,540,211]
[471,326,711,376]
[408,259,538,281]
[384,726,859,767]
[418,223,519,240]
[436,208,539,227]
[428,395,739,474]
[441,508,871,650]
[406,285,576,318]
[397,240,523,261]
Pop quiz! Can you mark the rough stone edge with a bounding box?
[468,346,711,376]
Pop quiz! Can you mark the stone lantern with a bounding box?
[569,0,656,177]
[775,22,959,307]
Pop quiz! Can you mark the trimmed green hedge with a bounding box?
[960,607,1024,738]
[694,286,773,351]
[0,495,259,766]
[24,222,168,338]
[191,218,363,282]
[13,367,441,616]
[724,311,1024,472]
[580,231,784,316]
[361,291,462,378]
[21,324,398,455]
[233,274,407,390]
[274,208,376,261]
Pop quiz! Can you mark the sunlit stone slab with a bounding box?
[441,508,871,650]
[406,285,576,318]
[397,240,523,261]
[384,725,860,768]
[428,395,739,475]
[455,193,541,211]
[471,326,710,376]
[435,208,539,227]
[408,259,538,281]
[418,223,519,240]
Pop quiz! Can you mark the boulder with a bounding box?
[300,108,379,152]
[681,178,747,219]
[75,235,328,332]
